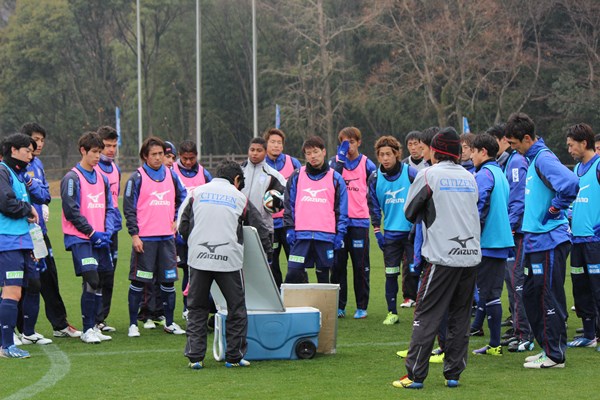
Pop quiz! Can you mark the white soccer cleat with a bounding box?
[80,328,101,344]
[143,319,156,329]
[164,322,185,335]
[182,310,189,321]
[21,332,53,345]
[128,324,141,337]
[13,332,22,346]
[53,325,82,338]
[93,327,112,341]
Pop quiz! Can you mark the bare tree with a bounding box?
[260,0,383,152]
[366,0,543,129]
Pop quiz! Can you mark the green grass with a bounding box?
[0,200,597,399]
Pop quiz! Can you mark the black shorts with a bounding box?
[476,256,506,300]
[129,238,178,283]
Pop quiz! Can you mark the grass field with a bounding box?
[1,200,597,400]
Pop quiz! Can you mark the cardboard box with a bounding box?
[281,283,339,354]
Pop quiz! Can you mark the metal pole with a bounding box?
[136,0,143,149]
[196,0,202,157]
[252,0,258,137]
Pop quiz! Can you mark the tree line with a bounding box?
[0,0,598,172]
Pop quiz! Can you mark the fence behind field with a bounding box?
[40,153,248,181]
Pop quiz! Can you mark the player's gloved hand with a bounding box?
[286,229,296,247]
[41,204,50,223]
[333,233,345,250]
[542,206,563,225]
[37,259,48,273]
[374,228,385,251]
[175,234,185,246]
[337,140,350,164]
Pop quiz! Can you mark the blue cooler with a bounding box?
[214,307,320,360]
[211,227,322,361]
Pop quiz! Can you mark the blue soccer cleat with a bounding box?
[0,345,31,359]
[225,359,250,368]
[445,379,459,388]
[567,337,597,348]
[353,309,368,319]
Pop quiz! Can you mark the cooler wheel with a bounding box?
[295,339,317,359]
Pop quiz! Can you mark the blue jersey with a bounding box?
[26,157,52,234]
[499,150,528,233]
[0,162,33,251]
[477,161,514,256]
[368,163,418,239]
[375,165,412,232]
[521,139,579,253]
[572,155,600,241]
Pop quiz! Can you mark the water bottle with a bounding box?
[29,223,48,259]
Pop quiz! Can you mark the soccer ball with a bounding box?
[263,189,284,214]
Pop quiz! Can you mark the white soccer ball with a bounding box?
[263,189,284,214]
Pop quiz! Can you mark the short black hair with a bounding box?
[595,133,600,143]
[249,137,267,150]
[2,133,37,158]
[20,122,47,138]
[434,153,459,163]
[420,126,440,147]
[78,132,104,153]
[179,140,198,155]
[139,136,165,160]
[216,160,244,185]
[97,126,118,141]
[405,130,421,145]
[505,113,536,141]
[302,136,325,152]
[472,133,500,158]
[486,124,506,140]
[566,123,595,150]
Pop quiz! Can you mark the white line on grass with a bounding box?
[4,345,71,400]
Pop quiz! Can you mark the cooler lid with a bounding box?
[211,226,285,312]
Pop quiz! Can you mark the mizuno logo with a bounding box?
[87,192,103,203]
[385,188,405,198]
[303,188,327,197]
[151,190,171,200]
[578,184,590,193]
[547,308,556,315]
[344,178,359,186]
[198,242,228,253]
[449,236,474,249]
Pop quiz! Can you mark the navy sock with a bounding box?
[385,276,399,313]
[583,317,595,340]
[81,290,96,332]
[95,291,103,324]
[22,290,40,336]
[0,298,18,348]
[471,298,486,330]
[160,285,176,326]
[315,269,329,283]
[486,302,502,347]
[128,285,143,326]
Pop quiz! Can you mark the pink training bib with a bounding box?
[62,168,106,239]
[340,155,369,219]
[172,163,206,192]
[137,167,176,237]
[94,162,120,209]
[295,167,336,233]
[272,155,295,219]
